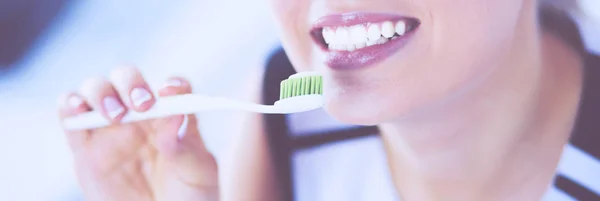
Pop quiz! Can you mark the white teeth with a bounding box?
[322,28,335,44]
[395,21,406,36]
[376,37,388,45]
[355,42,366,49]
[381,21,395,38]
[324,20,411,51]
[335,27,350,44]
[367,24,381,41]
[330,44,339,51]
[346,44,356,51]
[366,39,378,46]
[349,25,367,44]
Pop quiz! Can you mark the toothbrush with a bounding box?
[63,72,324,131]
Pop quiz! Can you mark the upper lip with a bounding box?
[311,12,412,30]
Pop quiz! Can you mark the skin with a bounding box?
[58,67,220,201]
[58,0,583,200]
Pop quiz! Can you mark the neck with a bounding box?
[380,6,583,201]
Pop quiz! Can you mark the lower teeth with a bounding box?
[329,34,400,51]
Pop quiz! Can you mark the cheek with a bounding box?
[269,0,313,72]
[428,0,523,63]
[412,0,523,98]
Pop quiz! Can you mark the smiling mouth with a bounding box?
[310,13,421,70]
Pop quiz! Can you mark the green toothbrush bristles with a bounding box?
[279,74,323,100]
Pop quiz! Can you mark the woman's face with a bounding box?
[269,0,529,125]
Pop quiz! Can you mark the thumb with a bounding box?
[155,114,218,185]
[152,78,218,187]
[154,114,204,157]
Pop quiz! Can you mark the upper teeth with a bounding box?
[322,20,408,51]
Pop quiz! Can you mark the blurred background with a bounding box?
[0,0,278,200]
[0,0,598,201]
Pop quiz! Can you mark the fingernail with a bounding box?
[103,96,124,119]
[67,95,84,108]
[177,115,189,140]
[130,88,152,107]
[163,79,183,88]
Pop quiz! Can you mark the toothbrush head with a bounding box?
[273,72,324,112]
[279,71,323,100]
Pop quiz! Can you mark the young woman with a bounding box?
[57,0,599,200]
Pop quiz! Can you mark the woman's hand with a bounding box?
[57,66,219,201]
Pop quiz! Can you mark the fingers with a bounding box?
[59,68,187,133]
[156,114,219,187]
[57,92,92,151]
[58,92,91,119]
[154,114,199,156]
[73,66,155,125]
[153,77,201,154]
[79,76,126,122]
[109,66,155,112]
[152,77,218,187]
[58,69,204,156]
[158,76,191,96]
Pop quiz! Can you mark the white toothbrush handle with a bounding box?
[63,94,323,131]
[62,94,281,131]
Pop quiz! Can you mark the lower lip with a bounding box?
[323,27,418,70]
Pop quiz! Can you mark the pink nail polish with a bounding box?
[163,79,183,88]
[67,96,84,108]
[103,96,124,119]
[130,88,152,107]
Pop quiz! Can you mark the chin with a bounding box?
[324,101,392,126]
[321,78,415,126]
